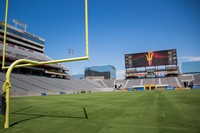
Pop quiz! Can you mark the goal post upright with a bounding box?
[85,0,89,58]
[2,0,9,69]
[2,0,89,129]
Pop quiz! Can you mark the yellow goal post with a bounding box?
[1,0,89,129]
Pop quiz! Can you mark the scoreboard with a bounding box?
[125,49,177,68]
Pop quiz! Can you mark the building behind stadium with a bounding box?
[182,61,200,74]
[84,65,116,80]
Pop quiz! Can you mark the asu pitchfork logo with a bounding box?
[146,52,154,66]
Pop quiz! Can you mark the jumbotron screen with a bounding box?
[125,49,177,68]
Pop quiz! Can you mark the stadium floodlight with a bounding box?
[1,0,89,129]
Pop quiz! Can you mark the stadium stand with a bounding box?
[114,79,127,89]
[123,79,142,88]
[193,74,200,85]
[143,78,159,85]
[160,77,168,85]
[180,74,193,82]
[1,19,106,95]
[96,80,107,88]
[0,21,70,80]
[0,72,106,96]
[167,77,181,87]
[1,21,200,97]
[101,79,114,88]
[1,70,200,96]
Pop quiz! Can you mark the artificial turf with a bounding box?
[0,89,200,133]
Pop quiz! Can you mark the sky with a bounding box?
[0,0,200,79]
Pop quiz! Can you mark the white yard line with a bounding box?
[162,111,165,118]
[176,105,182,111]
[91,123,200,131]
[139,106,146,117]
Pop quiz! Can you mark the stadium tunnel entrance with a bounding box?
[145,84,156,90]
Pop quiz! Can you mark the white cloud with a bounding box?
[180,56,200,61]
[116,69,125,79]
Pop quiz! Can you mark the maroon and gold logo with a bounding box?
[146,52,154,66]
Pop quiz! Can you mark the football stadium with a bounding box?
[0,0,200,132]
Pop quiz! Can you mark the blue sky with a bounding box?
[0,0,200,79]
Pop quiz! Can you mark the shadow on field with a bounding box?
[10,106,88,127]
[11,106,34,114]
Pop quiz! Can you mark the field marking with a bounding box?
[176,105,182,111]
[91,123,200,131]
[139,106,146,117]
[162,111,165,118]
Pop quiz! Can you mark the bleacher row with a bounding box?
[0,42,64,69]
[193,74,200,85]
[96,75,200,89]
[1,72,199,96]
[101,77,181,88]
[0,72,104,96]
[0,42,50,61]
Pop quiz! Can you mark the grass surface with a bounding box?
[0,89,200,133]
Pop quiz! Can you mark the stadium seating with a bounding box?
[167,77,182,87]
[114,79,127,89]
[1,71,198,96]
[101,79,114,88]
[193,74,200,85]
[0,72,105,96]
[160,77,168,84]
[180,75,193,81]
[143,78,159,85]
[0,42,54,62]
[124,79,142,88]
[96,80,107,88]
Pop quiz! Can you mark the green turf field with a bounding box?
[0,89,200,133]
